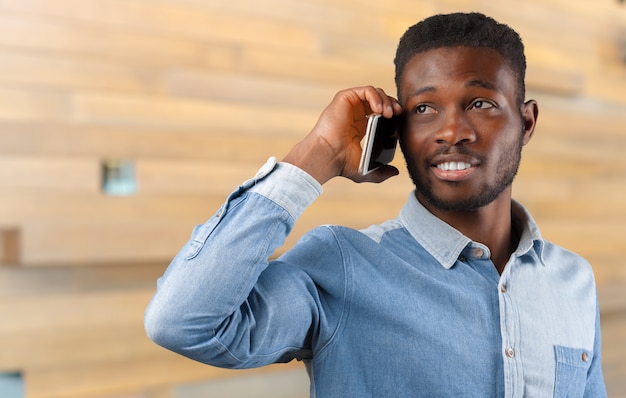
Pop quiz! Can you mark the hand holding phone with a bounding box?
[282,86,401,185]
[358,114,400,175]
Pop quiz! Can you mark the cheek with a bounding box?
[487,130,524,168]
[399,122,430,149]
[399,129,427,162]
[480,116,522,146]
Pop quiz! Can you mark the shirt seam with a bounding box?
[310,226,352,361]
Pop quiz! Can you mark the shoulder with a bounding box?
[542,241,594,274]
[359,218,406,244]
[290,217,405,250]
[277,218,407,273]
[539,240,598,296]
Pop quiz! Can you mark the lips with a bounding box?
[430,155,479,181]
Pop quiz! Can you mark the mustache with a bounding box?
[428,145,485,162]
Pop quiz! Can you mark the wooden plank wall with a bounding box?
[0,0,624,396]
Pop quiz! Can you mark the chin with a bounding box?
[416,185,503,212]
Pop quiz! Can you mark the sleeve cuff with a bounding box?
[248,157,323,220]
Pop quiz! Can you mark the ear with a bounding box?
[521,99,539,145]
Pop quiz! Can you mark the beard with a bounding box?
[401,129,525,212]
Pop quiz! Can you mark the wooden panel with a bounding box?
[0,268,304,394]
[0,262,165,297]
[0,193,219,225]
[235,46,396,90]
[0,52,164,94]
[525,65,584,96]
[535,220,626,258]
[71,93,319,135]
[535,95,626,136]
[0,14,205,66]
[601,314,626,398]
[0,259,303,395]
[0,289,149,336]
[0,228,19,264]
[0,87,69,122]
[24,355,303,398]
[16,220,192,266]
[0,0,322,54]
[165,69,337,110]
[137,159,257,196]
[0,0,624,396]
[0,123,297,162]
[0,155,100,193]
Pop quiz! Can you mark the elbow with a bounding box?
[143,275,212,356]
[144,300,202,354]
[144,302,183,352]
[144,299,227,365]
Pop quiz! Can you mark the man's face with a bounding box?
[398,46,535,213]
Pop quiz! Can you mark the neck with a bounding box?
[417,191,517,274]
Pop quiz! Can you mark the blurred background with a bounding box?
[0,0,624,397]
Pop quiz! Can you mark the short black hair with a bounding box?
[394,12,527,106]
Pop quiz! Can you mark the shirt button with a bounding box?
[500,285,507,293]
[473,248,484,258]
[582,352,589,362]
[505,348,515,358]
[255,156,277,178]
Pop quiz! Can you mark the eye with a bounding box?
[471,100,496,110]
[413,104,436,114]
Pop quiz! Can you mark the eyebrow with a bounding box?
[406,86,436,99]
[405,79,501,101]
[466,79,499,91]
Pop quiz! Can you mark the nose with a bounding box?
[435,110,476,146]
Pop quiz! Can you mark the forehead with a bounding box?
[399,46,517,102]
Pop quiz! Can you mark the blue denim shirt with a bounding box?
[145,158,606,397]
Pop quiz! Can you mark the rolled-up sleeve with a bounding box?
[144,158,324,367]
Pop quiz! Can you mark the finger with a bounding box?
[370,87,402,118]
[358,86,388,115]
[373,87,395,118]
[346,86,401,119]
[391,98,403,115]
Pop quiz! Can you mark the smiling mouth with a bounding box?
[431,160,476,182]
[436,161,472,171]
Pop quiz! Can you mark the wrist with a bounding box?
[282,136,342,185]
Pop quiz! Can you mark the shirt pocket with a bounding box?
[553,345,592,398]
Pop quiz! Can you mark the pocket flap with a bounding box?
[555,345,592,368]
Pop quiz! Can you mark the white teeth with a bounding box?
[437,162,471,171]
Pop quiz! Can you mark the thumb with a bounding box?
[358,165,400,184]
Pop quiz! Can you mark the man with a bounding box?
[145,12,606,397]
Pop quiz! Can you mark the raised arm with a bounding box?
[144,87,401,368]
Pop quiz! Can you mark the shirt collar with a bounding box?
[399,192,546,269]
[510,199,546,266]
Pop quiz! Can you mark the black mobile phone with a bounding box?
[358,114,400,175]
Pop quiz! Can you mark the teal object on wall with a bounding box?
[0,373,23,398]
